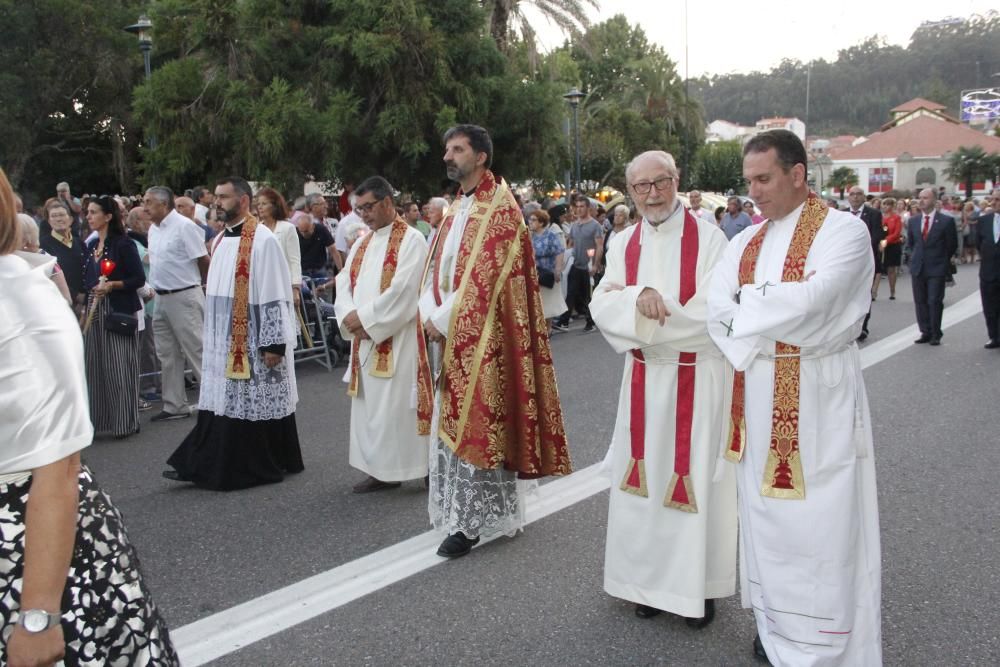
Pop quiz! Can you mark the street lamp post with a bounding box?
[124,15,155,149]
[563,87,585,196]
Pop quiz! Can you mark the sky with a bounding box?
[528,0,998,78]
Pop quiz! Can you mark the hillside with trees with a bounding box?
[690,12,1000,134]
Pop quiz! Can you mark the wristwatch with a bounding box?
[17,609,60,633]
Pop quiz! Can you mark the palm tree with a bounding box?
[828,166,858,200]
[944,146,999,199]
[482,0,599,55]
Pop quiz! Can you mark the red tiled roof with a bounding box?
[832,115,1000,161]
[890,97,946,113]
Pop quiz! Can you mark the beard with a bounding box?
[215,203,241,224]
[445,161,467,182]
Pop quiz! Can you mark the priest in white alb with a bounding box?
[707,130,881,666]
[164,177,304,491]
[591,150,737,628]
[334,176,431,493]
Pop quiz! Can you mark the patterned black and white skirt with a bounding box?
[0,465,178,666]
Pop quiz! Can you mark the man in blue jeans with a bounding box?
[554,194,603,333]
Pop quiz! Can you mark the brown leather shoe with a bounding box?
[352,476,402,494]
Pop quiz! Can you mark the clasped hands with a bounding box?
[604,283,671,325]
[342,310,370,340]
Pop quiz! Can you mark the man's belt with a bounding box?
[154,285,199,296]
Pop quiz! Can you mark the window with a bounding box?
[868,167,894,193]
[915,167,936,185]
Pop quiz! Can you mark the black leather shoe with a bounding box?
[753,635,771,664]
[436,532,480,558]
[914,335,931,344]
[161,469,190,482]
[929,337,941,346]
[352,476,402,494]
[985,340,1000,349]
[685,599,715,629]
[634,604,662,619]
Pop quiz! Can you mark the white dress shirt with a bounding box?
[148,209,208,291]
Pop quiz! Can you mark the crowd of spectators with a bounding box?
[11,177,996,435]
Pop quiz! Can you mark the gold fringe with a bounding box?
[724,416,746,463]
[664,473,699,513]
[619,458,648,497]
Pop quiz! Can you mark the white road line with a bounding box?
[172,292,983,666]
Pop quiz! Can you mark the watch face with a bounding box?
[22,610,52,632]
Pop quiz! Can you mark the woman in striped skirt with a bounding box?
[82,196,145,439]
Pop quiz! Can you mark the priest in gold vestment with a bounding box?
[707,130,881,666]
[418,125,572,558]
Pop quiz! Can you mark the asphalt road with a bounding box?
[81,262,1000,666]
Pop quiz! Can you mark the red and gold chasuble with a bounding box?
[225,215,259,380]
[346,217,407,393]
[417,170,571,478]
[725,195,827,499]
[620,211,700,512]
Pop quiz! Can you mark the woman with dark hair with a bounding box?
[39,202,87,314]
[0,169,179,665]
[82,196,145,439]
[255,187,302,306]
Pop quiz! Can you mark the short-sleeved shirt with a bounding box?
[0,255,93,474]
[720,211,753,240]
[569,218,602,269]
[298,221,335,271]
[532,227,565,273]
[147,210,207,290]
[335,212,362,254]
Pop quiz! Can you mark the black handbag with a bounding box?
[104,311,138,336]
[537,267,555,289]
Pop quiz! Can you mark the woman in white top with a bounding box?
[253,187,302,306]
[0,169,178,665]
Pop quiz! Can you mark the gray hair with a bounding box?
[17,214,39,247]
[145,186,175,210]
[523,201,542,216]
[428,196,448,213]
[355,176,395,202]
[292,196,307,211]
[613,204,629,219]
[305,193,326,207]
[625,150,678,183]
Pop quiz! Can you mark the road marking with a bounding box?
[172,292,983,665]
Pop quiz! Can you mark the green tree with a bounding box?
[828,166,858,199]
[482,0,598,55]
[133,0,569,196]
[692,141,743,194]
[0,0,145,202]
[552,15,703,191]
[944,146,1000,199]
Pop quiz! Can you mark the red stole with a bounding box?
[416,170,571,477]
[346,217,407,395]
[225,215,259,380]
[620,210,700,513]
[725,195,827,499]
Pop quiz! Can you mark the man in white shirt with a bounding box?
[334,194,362,270]
[687,190,716,224]
[144,186,210,421]
[192,186,214,225]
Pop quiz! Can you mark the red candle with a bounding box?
[99,258,116,277]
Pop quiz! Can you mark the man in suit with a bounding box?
[848,186,884,341]
[906,188,958,346]
[977,188,1000,349]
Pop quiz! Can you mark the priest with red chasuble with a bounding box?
[707,131,881,666]
[164,177,304,490]
[419,125,572,559]
[591,151,737,628]
[334,176,432,493]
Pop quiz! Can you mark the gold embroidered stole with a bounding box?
[726,195,827,499]
[346,217,409,397]
[225,215,259,380]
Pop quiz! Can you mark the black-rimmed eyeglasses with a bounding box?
[630,176,675,195]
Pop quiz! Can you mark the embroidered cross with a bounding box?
[720,318,735,337]
[755,281,776,296]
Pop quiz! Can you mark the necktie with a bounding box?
[922,215,930,241]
